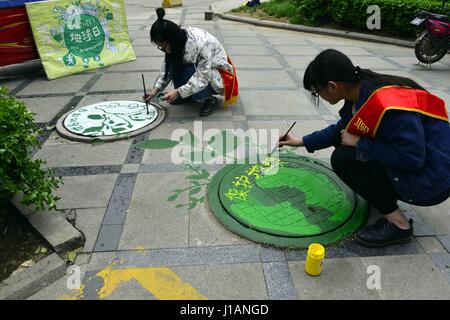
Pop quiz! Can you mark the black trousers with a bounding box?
[330,145,450,215]
[331,146,399,215]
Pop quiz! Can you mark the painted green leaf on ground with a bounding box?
[136,139,179,149]
[82,126,104,134]
[208,131,242,155]
[87,114,103,120]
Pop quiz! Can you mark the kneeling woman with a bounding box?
[144,8,238,116]
[279,49,450,247]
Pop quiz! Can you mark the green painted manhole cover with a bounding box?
[57,101,166,142]
[207,155,368,248]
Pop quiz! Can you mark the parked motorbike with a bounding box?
[410,1,449,64]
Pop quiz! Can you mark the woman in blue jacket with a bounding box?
[279,49,450,247]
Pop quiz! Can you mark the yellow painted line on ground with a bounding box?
[96,266,207,300]
[59,264,207,300]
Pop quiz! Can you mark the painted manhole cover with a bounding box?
[56,100,165,142]
[207,155,368,248]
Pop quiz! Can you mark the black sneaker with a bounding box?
[355,218,414,247]
[199,96,217,117]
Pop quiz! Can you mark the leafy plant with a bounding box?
[168,164,211,210]
[138,130,294,210]
[0,87,62,210]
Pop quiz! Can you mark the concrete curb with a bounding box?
[0,253,66,300]
[10,194,85,254]
[1,196,85,299]
[210,2,415,48]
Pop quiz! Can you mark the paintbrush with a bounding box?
[269,121,297,157]
[142,74,149,115]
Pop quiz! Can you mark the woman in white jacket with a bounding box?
[144,8,238,116]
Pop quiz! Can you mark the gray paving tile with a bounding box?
[430,253,450,283]
[283,56,315,70]
[265,37,309,45]
[240,90,316,116]
[226,45,272,56]
[263,262,297,299]
[221,27,257,38]
[90,72,160,91]
[133,46,164,56]
[259,247,287,262]
[17,74,94,95]
[238,70,296,88]
[112,245,262,268]
[350,56,399,70]
[437,235,450,253]
[189,201,252,247]
[108,56,163,71]
[102,173,137,225]
[274,45,320,56]
[388,56,449,70]
[316,45,373,56]
[416,237,447,254]
[118,172,190,250]
[94,224,124,252]
[21,96,73,123]
[222,37,265,45]
[232,56,284,69]
[172,263,268,299]
[120,164,140,173]
[133,38,152,46]
[0,78,27,93]
[412,198,450,235]
[75,208,106,253]
[34,141,131,167]
[361,254,450,299]
[289,258,381,299]
[53,174,118,209]
[399,203,436,237]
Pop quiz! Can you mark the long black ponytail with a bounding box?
[303,49,425,98]
[150,8,187,81]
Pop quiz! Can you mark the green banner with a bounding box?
[26,0,136,80]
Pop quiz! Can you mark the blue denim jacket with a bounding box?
[303,81,450,204]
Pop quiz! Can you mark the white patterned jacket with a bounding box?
[153,26,233,99]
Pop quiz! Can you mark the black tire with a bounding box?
[414,31,447,64]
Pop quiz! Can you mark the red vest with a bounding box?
[219,57,238,107]
[346,86,448,138]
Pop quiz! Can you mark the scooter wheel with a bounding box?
[414,31,447,64]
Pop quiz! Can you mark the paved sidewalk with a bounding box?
[1,0,450,300]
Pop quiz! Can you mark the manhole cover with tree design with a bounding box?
[207,155,368,248]
[56,101,165,142]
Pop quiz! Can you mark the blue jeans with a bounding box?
[171,64,215,102]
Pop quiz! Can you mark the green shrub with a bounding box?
[0,87,62,210]
[240,0,447,36]
[297,0,333,26]
[330,0,447,36]
[264,0,300,18]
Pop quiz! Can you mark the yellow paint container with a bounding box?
[305,243,325,276]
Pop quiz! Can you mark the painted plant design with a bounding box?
[137,130,299,211]
[64,101,158,136]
